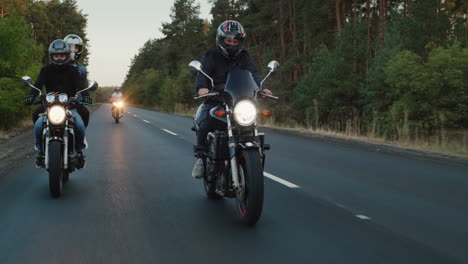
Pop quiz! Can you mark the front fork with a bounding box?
[43,120,71,170]
[225,105,241,189]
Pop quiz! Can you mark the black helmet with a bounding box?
[48,39,71,65]
[64,34,84,61]
[216,20,246,58]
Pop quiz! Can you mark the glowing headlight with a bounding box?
[46,94,55,103]
[48,105,66,125]
[233,100,257,126]
[58,93,68,103]
[113,101,124,107]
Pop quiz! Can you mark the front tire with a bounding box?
[236,149,264,226]
[48,140,63,198]
[63,170,69,183]
[115,109,120,123]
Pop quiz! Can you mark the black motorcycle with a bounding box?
[22,76,97,197]
[189,60,279,225]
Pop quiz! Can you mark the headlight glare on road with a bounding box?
[233,100,257,126]
[48,105,66,125]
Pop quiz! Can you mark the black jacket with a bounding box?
[196,49,263,92]
[29,64,89,98]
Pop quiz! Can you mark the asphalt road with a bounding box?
[0,104,467,264]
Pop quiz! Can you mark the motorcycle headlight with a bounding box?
[233,100,257,126]
[48,105,66,125]
[113,101,123,107]
[46,94,56,103]
[58,93,68,103]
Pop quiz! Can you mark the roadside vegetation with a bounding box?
[0,0,88,130]
[1,0,466,155]
[124,0,468,154]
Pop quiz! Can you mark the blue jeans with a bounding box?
[34,109,86,152]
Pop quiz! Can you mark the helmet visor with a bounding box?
[68,44,82,53]
[223,37,241,46]
[50,53,70,64]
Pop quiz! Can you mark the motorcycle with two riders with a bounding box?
[23,76,97,197]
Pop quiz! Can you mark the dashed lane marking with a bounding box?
[162,129,178,136]
[143,120,150,123]
[264,172,300,188]
[355,214,371,220]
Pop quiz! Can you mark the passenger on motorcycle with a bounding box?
[192,20,273,179]
[64,34,91,128]
[24,39,89,168]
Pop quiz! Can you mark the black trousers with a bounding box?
[194,102,217,153]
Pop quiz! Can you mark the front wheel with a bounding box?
[63,170,69,183]
[48,140,63,197]
[115,109,120,123]
[236,149,264,226]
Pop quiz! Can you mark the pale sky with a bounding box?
[75,0,212,87]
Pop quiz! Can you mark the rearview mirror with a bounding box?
[189,60,202,75]
[22,76,32,86]
[88,80,98,91]
[267,60,280,72]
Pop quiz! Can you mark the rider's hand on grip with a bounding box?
[83,96,93,104]
[198,88,209,96]
[261,89,272,96]
[24,95,34,105]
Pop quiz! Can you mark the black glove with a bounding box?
[83,96,93,104]
[24,95,34,105]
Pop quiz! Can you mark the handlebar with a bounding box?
[258,91,279,99]
[194,92,219,100]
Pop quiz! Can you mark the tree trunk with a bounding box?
[377,0,387,41]
[251,33,264,67]
[336,0,342,33]
[366,0,371,71]
[279,0,286,61]
[354,0,357,20]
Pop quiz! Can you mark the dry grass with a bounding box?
[102,103,468,158]
[259,118,468,158]
[0,118,33,142]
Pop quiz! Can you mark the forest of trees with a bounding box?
[0,0,88,129]
[125,0,467,150]
[0,0,466,151]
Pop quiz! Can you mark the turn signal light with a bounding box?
[215,110,227,117]
[261,109,272,117]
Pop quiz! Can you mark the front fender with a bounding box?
[238,141,260,149]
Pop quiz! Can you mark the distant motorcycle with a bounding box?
[112,99,124,123]
[189,60,279,225]
[22,76,97,197]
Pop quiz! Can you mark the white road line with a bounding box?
[335,203,346,208]
[133,114,138,117]
[355,214,371,220]
[143,120,150,123]
[162,129,178,136]
[263,172,300,188]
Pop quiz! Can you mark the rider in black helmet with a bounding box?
[25,39,89,169]
[192,20,273,179]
